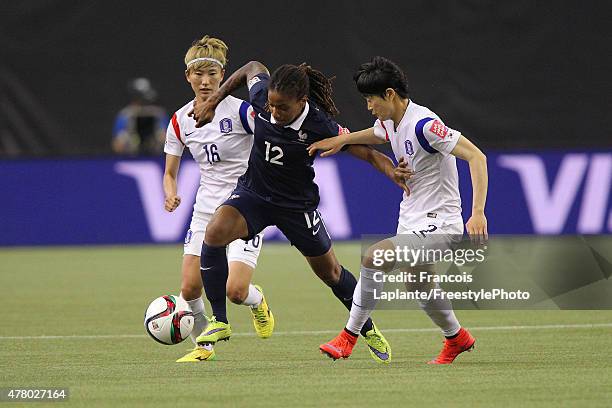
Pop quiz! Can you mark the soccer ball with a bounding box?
[144,295,194,345]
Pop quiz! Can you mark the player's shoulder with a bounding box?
[220,95,247,111]
[303,102,339,136]
[172,100,195,124]
[409,100,441,123]
[219,96,253,122]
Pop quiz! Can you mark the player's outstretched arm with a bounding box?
[345,145,412,195]
[307,127,384,157]
[450,135,488,241]
[163,154,182,212]
[192,61,269,127]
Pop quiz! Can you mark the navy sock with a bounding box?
[200,243,229,324]
[331,266,374,336]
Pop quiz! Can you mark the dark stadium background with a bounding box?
[1,0,610,156]
[1,4,612,406]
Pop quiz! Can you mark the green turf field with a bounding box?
[1,243,611,407]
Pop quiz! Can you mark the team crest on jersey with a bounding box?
[404,140,414,155]
[429,120,448,139]
[219,118,233,133]
[298,130,308,142]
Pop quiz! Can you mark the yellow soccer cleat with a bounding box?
[176,346,216,362]
[250,285,275,339]
[196,317,232,345]
[363,322,392,364]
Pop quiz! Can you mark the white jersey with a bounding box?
[165,96,255,215]
[373,100,463,230]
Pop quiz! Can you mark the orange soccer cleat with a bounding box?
[428,327,476,364]
[319,329,358,360]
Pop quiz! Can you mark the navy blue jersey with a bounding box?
[237,73,343,212]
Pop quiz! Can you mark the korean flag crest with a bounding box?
[219,118,233,134]
[404,140,414,155]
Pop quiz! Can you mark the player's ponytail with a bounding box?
[269,64,340,117]
[298,64,339,117]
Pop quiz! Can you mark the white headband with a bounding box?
[186,57,224,68]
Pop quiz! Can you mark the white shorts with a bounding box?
[387,220,464,267]
[396,219,464,237]
[183,211,263,268]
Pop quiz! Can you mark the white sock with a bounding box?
[242,284,263,308]
[346,266,383,335]
[181,294,208,346]
[417,283,461,337]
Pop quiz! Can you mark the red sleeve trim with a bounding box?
[171,113,184,145]
[379,121,389,141]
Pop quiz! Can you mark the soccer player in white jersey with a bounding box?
[163,35,274,362]
[309,56,488,364]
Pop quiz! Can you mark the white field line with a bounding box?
[0,323,611,340]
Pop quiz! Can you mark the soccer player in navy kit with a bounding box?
[191,61,407,363]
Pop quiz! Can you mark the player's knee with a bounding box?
[226,285,247,304]
[362,244,394,271]
[320,263,342,286]
[362,245,381,269]
[204,221,230,246]
[180,282,202,301]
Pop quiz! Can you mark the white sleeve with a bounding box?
[372,119,389,141]
[164,113,185,157]
[421,118,461,155]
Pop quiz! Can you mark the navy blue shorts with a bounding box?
[222,187,332,257]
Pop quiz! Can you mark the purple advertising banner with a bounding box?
[1,151,610,246]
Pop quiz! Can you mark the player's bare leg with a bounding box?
[319,241,392,363]
[205,205,249,247]
[226,261,255,305]
[309,247,391,363]
[227,261,274,338]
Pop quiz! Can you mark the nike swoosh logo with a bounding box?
[200,266,213,271]
[257,113,270,123]
[323,344,342,355]
[243,248,254,253]
[204,328,225,335]
[312,226,321,235]
[185,130,196,136]
[368,345,390,360]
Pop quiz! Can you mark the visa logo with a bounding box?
[498,153,612,234]
[115,159,351,242]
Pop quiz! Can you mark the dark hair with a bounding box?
[353,56,409,99]
[269,63,339,117]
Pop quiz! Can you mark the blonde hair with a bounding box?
[184,35,228,72]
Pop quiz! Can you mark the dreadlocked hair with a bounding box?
[268,63,340,117]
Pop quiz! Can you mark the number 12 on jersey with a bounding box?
[264,141,284,166]
[304,210,322,235]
